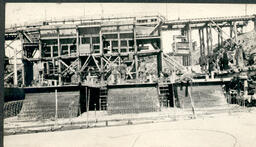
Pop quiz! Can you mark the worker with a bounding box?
[234,44,245,68]
[199,55,207,73]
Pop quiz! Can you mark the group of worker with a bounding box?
[199,40,247,76]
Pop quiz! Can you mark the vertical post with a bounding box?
[78,58,81,83]
[217,28,223,48]
[199,29,202,57]
[201,28,205,56]
[52,58,55,74]
[87,88,90,127]
[230,21,233,39]
[99,28,103,55]
[57,29,61,85]
[94,103,97,123]
[21,65,25,86]
[39,30,42,59]
[233,22,238,42]
[220,28,223,45]
[47,62,50,74]
[68,45,71,56]
[117,26,121,53]
[100,57,104,84]
[76,28,81,83]
[90,36,92,53]
[254,17,256,32]
[199,28,205,57]
[133,19,139,79]
[58,60,61,85]
[13,45,18,86]
[57,28,61,57]
[0,3,4,146]
[109,41,112,53]
[99,97,101,111]
[50,45,53,58]
[187,24,192,65]
[209,27,213,55]
[206,25,210,55]
[55,81,58,120]
[20,33,25,86]
[76,27,80,56]
[230,22,233,47]
[157,21,163,77]
[38,30,42,85]
[217,28,220,48]
[244,79,248,108]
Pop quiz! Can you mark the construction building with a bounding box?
[3,14,256,118]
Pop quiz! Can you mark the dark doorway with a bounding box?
[79,86,100,113]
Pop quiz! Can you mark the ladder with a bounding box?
[99,87,108,110]
[158,83,170,107]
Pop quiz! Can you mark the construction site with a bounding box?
[3,3,256,147]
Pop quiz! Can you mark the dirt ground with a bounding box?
[4,109,256,147]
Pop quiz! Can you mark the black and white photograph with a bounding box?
[2,2,256,147]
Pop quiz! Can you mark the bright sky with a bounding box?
[5,3,256,63]
[5,3,256,27]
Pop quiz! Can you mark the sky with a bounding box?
[5,3,256,27]
[5,3,256,63]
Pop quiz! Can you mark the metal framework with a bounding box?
[4,14,256,87]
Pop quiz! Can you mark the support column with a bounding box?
[206,25,210,55]
[57,28,62,85]
[50,45,53,58]
[233,22,238,42]
[76,27,80,56]
[133,21,139,79]
[20,33,25,86]
[68,45,71,56]
[199,29,202,56]
[58,60,62,85]
[100,57,104,83]
[90,36,92,53]
[21,65,25,86]
[99,27,104,84]
[13,44,18,86]
[117,26,121,53]
[38,30,43,85]
[199,28,205,57]
[57,29,61,57]
[78,57,81,83]
[76,27,81,83]
[254,17,256,32]
[39,30,42,59]
[99,29,103,55]
[157,23,163,77]
[230,22,233,39]
[209,27,213,55]
[186,24,192,65]
[217,28,223,48]
[230,22,233,47]
[202,28,205,54]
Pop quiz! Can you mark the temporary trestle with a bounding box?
[4,15,256,87]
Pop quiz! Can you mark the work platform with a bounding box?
[5,14,256,88]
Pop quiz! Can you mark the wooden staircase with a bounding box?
[158,83,170,107]
[99,87,108,110]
